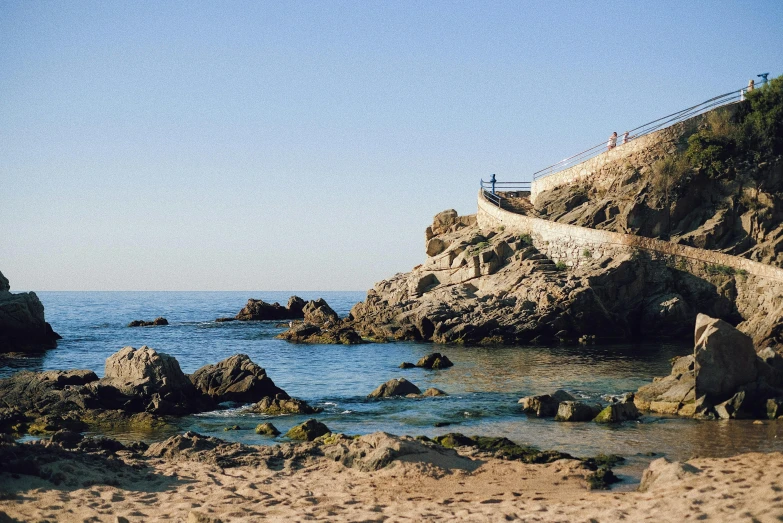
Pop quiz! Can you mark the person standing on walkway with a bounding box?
[622,131,630,145]
[748,79,755,92]
[607,132,618,150]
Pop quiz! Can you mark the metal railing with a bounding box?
[479,80,771,207]
[531,86,750,180]
[480,178,530,208]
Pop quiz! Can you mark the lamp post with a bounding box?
[758,73,769,86]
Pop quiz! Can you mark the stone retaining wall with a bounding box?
[477,191,783,283]
[529,115,706,204]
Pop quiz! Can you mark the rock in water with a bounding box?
[694,314,758,400]
[594,394,640,423]
[246,394,322,415]
[0,270,61,352]
[189,354,288,404]
[422,388,448,397]
[235,298,304,321]
[285,419,330,441]
[368,378,422,398]
[127,317,169,327]
[415,353,454,369]
[519,390,575,417]
[99,346,201,414]
[303,298,339,325]
[555,401,602,422]
[255,422,281,436]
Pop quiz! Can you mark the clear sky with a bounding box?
[2,1,781,291]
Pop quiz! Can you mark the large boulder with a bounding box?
[0,271,61,352]
[694,314,758,401]
[98,346,201,414]
[189,354,288,404]
[368,378,421,398]
[519,390,575,417]
[302,299,339,325]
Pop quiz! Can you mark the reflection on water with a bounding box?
[3,291,782,479]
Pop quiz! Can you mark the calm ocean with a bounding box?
[4,291,783,481]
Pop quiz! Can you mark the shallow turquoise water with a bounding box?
[4,291,783,481]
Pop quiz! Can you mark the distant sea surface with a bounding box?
[3,291,783,483]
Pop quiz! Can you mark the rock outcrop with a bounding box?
[0,270,61,352]
[189,354,288,404]
[519,390,575,417]
[97,346,203,414]
[127,317,168,327]
[337,209,741,346]
[368,378,422,398]
[636,314,783,419]
[235,296,306,321]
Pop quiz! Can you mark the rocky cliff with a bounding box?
[343,210,750,346]
[0,270,60,352]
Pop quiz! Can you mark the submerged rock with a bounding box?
[189,354,288,404]
[368,378,422,398]
[432,433,574,463]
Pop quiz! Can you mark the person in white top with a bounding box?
[748,79,755,92]
[607,132,618,150]
[622,131,630,145]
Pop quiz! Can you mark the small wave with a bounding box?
[341,410,353,414]
[323,402,338,406]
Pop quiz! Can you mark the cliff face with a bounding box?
[532,78,783,267]
[346,210,744,346]
[0,271,61,352]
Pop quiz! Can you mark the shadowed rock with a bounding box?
[0,270,61,352]
[189,354,288,404]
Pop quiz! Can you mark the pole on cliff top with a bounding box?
[758,73,769,85]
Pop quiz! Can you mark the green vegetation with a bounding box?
[519,233,532,246]
[705,264,737,276]
[582,248,592,258]
[555,261,567,271]
[432,433,573,463]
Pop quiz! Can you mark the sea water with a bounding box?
[3,291,782,481]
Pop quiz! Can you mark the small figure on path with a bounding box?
[748,79,755,92]
[607,132,617,151]
[622,131,630,145]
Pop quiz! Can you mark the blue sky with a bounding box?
[1,1,781,291]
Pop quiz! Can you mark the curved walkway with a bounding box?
[477,190,783,283]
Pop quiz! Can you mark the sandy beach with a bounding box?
[2,431,783,523]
